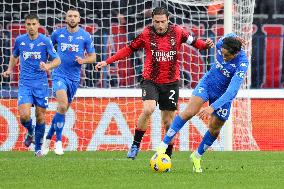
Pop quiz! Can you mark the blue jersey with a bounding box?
[202,33,249,110]
[51,27,95,81]
[13,33,58,82]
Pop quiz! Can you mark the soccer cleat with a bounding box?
[156,146,166,154]
[24,133,34,147]
[127,144,139,160]
[35,150,44,157]
[54,141,64,155]
[42,139,51,155]
[190,152,202,173]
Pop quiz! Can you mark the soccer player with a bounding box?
[155,33,249,172]
[2,14,60,157]
[42,8,96,155]
[95,7,214,159]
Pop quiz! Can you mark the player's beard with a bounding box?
[67,22,78,29]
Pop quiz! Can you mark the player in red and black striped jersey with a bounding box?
[96,7,214,159]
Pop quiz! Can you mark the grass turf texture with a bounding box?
[0,151,283,189]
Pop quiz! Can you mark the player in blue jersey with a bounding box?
[42,8,96,155]
[155,33,249,172]
[2,14,61,157]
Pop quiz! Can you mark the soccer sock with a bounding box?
[165,144,174,158]
[35,123,45,152]
[197,130,217,156]
[54,112,65,142]
[132,129,146,148]
[45,113,59,140]
[163,115,187,145]
[21,119,33,135]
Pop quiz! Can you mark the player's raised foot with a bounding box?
[54,141,64,155]
[24,133,34,147]
[35,150,44,157]
[190,152,202,173]
[42,139,51,155]
[127,144,139,160]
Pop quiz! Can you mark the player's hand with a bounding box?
[236,37,247,47]
[76,56,85,65]
[2,69,13,78]
[196,106,214,120]
[95,61,107,71]
[40,61,50,71]
[205,38,214,48]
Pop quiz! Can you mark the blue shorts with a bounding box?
[192,78,232,121]
[52,76,80,103]
[18,80,49,108]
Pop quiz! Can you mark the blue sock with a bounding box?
[46,114,57,140]
[53,112,65,142]
[197,130,217,156]
[163,115,187,145]
[21,119,33,135]
[35,123,45,151]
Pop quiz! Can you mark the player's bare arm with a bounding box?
[76,53,96,65]
[40,57,61,71]
[2,55,18,78]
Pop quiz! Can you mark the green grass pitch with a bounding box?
[0,151,283,189]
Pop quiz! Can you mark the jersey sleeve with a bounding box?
[211,53,249,110]
[50,30,57,45]
[46,38,58,60]
[85,33,96,54]
[12,37,20,57]
[180,26,191,44]
[129,32,145,50]
[216,33,238,49]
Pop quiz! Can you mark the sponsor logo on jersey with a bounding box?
[151,50,177,62]
[23,51,41,60]
[20,42,25,46]
[216,59,231,78]
[59,34,65,38]
[61,43,79,52]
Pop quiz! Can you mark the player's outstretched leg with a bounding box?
[127,129,146,159]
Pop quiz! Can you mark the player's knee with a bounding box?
[20,114,30,123]
[142,106,155,116]
[57,104,68,114]
[209,128,221,138]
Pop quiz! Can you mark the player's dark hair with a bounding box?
[222,37,242,55]
[152,7,169,17]
[25,14,39,21]
[68,7,79,12]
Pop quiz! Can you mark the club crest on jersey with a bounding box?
[68,36,73,42]
[29,43,34,50]
[170,37,176,46]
